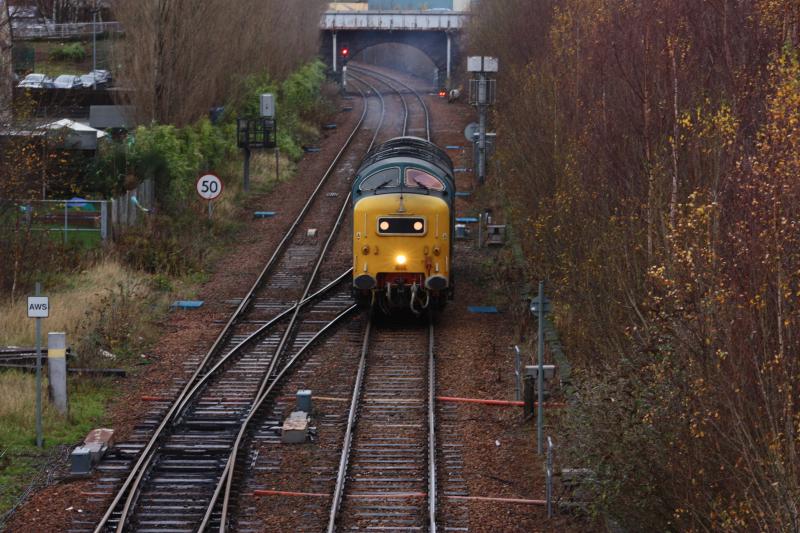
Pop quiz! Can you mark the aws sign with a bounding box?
[27,297,49,318]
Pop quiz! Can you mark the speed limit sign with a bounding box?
[196,173,223,200]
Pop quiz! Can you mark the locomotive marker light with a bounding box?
[196,173,223,219]
[529,281,552,455]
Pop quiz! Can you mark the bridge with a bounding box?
[320,10,470,87]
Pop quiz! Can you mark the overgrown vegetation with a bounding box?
[0,372,112,519]
[113,0,326,126]
[48,42,86,63]
[470,1,800,529]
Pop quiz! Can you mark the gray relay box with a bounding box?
[260,93,275,118]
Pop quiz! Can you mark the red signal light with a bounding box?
[438,89,447,97]
[341,47,349,57]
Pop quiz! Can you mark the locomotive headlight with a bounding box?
[395,254,407,265]
[413,221,423,231]
[380,221,390,231]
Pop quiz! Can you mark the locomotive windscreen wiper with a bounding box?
[411,177,430,191]
[374,178,395,190]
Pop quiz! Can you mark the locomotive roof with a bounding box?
[358,136,454,178]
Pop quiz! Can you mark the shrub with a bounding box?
[49,42,86,62]
[230,60,329,161]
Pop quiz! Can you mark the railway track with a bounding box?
[349,64,432,142]
[214,68,443,532]
[85,75,393,533]
[326,318,438,532]
[71,66,449,532]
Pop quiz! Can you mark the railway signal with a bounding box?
[467,56,499,185]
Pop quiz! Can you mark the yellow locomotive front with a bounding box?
[353,193,451,312]
[351,137,456,314]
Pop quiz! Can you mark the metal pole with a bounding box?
[332,31,338,73]
[275,147,279,181]
[514,345,522,401]
[208,200,212,220]
[243,146,250,192]
[35,282,43,448]
[478,74,487,184]
[446,32,451,87]
[477,213,483,248]
[537,280,545,455]
[63,202,68,245]
[546,436,553,518]
[92,1,97,89]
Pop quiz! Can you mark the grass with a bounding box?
[211,150,295,220]
[22,38,116,76]
[0,260,149,346]
[0,371,113,517]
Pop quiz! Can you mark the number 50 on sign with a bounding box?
[196,173,223,201]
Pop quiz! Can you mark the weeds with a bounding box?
[0,372,112,517]
[0,261,146,346]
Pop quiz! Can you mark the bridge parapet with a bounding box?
[321,11,469,31]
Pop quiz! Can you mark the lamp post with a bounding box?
[91,0,98,89]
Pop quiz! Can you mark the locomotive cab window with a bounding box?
[405,168,445,191]
[360,167,401,191]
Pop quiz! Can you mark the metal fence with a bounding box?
[14,199,109,246]
[12,21,122,39]
[6,179,154,247]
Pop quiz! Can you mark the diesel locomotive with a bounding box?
[352,136,455,313]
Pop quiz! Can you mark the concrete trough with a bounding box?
[171,300,204,310]
[281,411,310,444]
[468,306,499,314]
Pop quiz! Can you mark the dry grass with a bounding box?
[0,260,149,347]
[213,151,295,219]
[0,372,53,426]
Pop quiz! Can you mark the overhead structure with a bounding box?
[320,7,470,87]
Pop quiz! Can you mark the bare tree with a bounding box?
[112,0,325,126]
[0,0,12,125]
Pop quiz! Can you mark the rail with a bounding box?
[326,318,438,532]
[349,65,432,142]
[94,78,373,533]
[212,72,390,533]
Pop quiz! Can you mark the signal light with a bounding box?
[438,89,447,97]
[341,47,349,57]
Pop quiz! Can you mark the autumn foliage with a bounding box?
[470,0,800,529]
